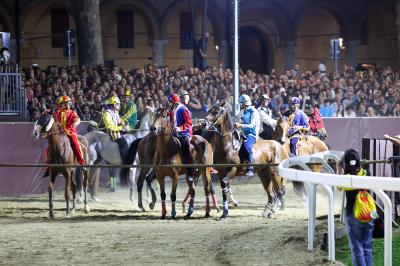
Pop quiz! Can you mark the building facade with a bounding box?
[0,0,397,73]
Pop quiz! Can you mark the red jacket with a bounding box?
[53,108,80,136]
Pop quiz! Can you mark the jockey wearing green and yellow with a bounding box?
[120,90,138,128]
[102,96,130,191]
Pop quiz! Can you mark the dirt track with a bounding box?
[0,179,344,265]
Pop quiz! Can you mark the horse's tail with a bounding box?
[120,138,142,186]
[292,181,308,205]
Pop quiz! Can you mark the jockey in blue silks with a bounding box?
[287,97,310,156]
[235,94,260,176]
[168,93,193,177]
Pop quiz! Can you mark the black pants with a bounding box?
[259,123,274,140]
[115,137,129,164]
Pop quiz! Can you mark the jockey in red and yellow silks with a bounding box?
[53,95,86,165]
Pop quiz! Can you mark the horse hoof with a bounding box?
[84,206,90,214]
[204,213,211,218]
[65,214,71,219]
[70,209,75,215]
[230,200,238,208]
[161,214,166,220]
[76,198,83,204]
[49,212,54,219]
[91,197,101,203]
[149,202,155,210]
[218,214,227,220]
[139,207,145,212]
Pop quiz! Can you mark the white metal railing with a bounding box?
[279,151,397,266]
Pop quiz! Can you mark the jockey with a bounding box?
[257,94,277,140]
[120,90,138,128]
[287,97,310,156]
[102,96,130,191]
[168,93,193,178]
[53,95,86,166]
[235,94,260,176]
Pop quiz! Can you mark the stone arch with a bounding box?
[0,1,14,34]
[240,0,292,42]
[239,25,272,74]
[100,0,160,42]
[161,0,225,43]
[293,1,351,40]
[354,1,395,41]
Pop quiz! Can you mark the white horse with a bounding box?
[79,106,156,206]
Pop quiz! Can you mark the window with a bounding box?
[51,9,69,48]
[180,12,194,49]
[117,10,134,48]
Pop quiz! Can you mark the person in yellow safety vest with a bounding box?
[102,96,130,191]
[120,90,138,128]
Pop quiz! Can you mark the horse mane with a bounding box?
[223,109,235,131]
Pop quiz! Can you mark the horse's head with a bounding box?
[152,107,172,134]
[205,105,225,129]
[273,116,290,143]
[31,112,55,139]
[141,106,156,131]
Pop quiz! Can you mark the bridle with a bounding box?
[37,113,65,138]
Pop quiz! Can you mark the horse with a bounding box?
[273,116,329,157]
[205,105,302,219]
[150,108,214,219]
[307,107,328,140]
[31,112,90,218]
[83,106,156,206]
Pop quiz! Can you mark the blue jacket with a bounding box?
[240,106,259,138]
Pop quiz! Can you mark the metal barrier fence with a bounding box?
[0,64,25,116]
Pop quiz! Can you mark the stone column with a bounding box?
[345,40,360,68]
[283,41,295,71]
[218,40,229,69]
[70,0,104,68]
[153,40,167,66]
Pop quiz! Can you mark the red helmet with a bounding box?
[168,93,180,103]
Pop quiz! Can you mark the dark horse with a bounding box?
[205,106,303,218]
[151,108,214,219]
[31,112,90,218]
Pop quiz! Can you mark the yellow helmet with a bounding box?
[57,95,71,105]
[108,96,121,105]
[124,90,131,96]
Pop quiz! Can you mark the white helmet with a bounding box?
[239,94,252,106]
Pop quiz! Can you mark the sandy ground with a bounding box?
[0,178,345,266]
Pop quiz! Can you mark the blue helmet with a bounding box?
[291,97,301,105]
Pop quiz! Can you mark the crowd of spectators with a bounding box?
[23,62,400,123]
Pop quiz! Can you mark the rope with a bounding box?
[0,160,393,169]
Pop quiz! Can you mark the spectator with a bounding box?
[319,99,335,117]
[344,105,356,118]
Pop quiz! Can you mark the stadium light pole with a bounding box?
[233,0,240,117]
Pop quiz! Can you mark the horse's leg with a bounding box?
[146,170,157,210]
[64,170,72,217]
[202,168,212,218]
[276,176,286,210]
[129,166,137,207]
[71,170,76,214]
[258,169,276,219]
[170,170,179,219]
[210,180,220,212]
[219,174,230,219]
[157,172,167,219]
[227,180,239,208]
[48,172,57,219]
[83,168,90,213]
[137,168,147,211]
[185,174,196,218]
[74,168,84,204]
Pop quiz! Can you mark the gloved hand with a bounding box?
[123,125,130,132]
[173,127,180,134]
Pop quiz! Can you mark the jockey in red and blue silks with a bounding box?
[168,93,193,176]
[287,97,310,156]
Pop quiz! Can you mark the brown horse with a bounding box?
[31,112,90,218]
[273,116,329,157]
[205,106,300,218]
[151,108,214,219]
